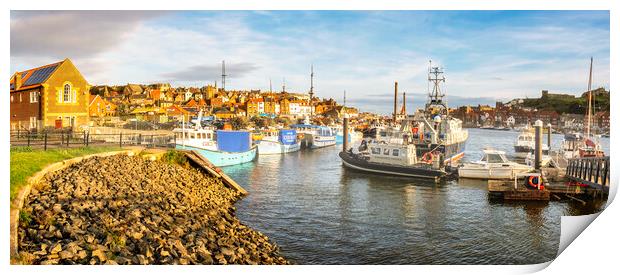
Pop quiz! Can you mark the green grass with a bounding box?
[10,146,124,201]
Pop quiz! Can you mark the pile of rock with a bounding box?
[17,154,288,265]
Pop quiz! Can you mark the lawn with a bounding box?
[10,146,124,201]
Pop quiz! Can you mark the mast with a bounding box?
[309,65,315,116]
[426,60,447,115]
[269,78,272,93]
[393,82,398,122]
[282,78,286,93]
[586,57,593,138]
[221,60,227,93]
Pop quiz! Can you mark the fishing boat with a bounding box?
[292,117,336,149]
[256,129,301,155]
[339,139,447,180]
[458,149,532,180]
[173,113,257,166]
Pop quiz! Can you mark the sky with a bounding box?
[10,10,610,114]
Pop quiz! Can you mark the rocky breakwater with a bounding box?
[17,154,288,265]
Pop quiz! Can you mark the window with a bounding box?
[371,147,381,155]
[383,148,390,155]
[63,84,71,103]
[30,91,38,103]
[29,117,37,129]
[487,154,504,163]
[10,95,13,102]
[19,93,22,102]
[392,149,400,156]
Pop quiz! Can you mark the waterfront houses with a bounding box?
[88,95,117,117]
[10,58,90,131]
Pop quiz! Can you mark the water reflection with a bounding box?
[220,129,606,264]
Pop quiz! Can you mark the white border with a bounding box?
[2,1,617,275]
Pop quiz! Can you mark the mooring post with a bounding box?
[44,133,48,151]
[120,132,123,148]
[534,120,543,170]
[547,123,552,150]
[343,116,349,152]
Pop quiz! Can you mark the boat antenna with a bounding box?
[221,60,227,93]
[586,57,593,138]
[426,59,447,115]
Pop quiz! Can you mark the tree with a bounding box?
[230,116,249,130]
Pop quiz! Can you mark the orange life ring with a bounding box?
[421,152,433,164]
[528,176,544,190]
[412,127,419,134]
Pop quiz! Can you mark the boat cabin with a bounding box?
[367,142,418,166]
[480,150,510,164]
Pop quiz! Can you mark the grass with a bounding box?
[10,146,124,201]
[161,150,190,168]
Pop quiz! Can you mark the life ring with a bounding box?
[412,127,419,134]
[527,176,544,190]
[421,152,433,164]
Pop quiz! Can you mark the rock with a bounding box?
[137,254,148,265]
[58,250,73,260]
[50,244,62,254]
[91,249,107,262]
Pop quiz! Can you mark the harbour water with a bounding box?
[222,129,609,264]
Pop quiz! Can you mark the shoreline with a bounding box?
[14,152,288,265]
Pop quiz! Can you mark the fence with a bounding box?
[566,156,610,191]
[10,130,176,150]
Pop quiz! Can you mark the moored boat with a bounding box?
[256,129,301,155]
[458,149,532,180]
[174,125,257,167]
[292,123,336,149]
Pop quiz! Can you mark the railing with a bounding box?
[10,130,176,150]
[566,156,610,190]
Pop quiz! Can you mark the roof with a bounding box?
[10,60,63,92]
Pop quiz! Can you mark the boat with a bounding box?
[458,149,533,180]
[292,117,336,149]
[339,139,447,180]
[173,113,257,166]
[331,124,363,144]
[559,58,606,159]
[513,125,535,158]
[256,129,301,155]
[395,62,469,165]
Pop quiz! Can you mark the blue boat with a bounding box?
[173,125,257,167]
[256,129,301,155]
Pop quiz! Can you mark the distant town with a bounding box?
[9,58,610,135]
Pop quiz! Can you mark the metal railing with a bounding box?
[10,130,176,150]
[566,156,610,190]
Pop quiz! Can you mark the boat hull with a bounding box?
[458,166,532,180]
[257,140,301,155]
[175,144,257,167]
[514,145,532,158]
[339,151,446,179]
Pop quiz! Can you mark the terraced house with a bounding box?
[10,58,90,131]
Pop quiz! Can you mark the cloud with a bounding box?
[10,11,166,58]
[161,62,260,82]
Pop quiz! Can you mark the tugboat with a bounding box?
[339,138,447,180]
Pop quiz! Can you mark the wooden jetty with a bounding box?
[179,149,248,196]
[565,156,610,193]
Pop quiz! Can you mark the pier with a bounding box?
[566,156,610,192]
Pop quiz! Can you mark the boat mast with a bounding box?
[309,65,314,116]
[221,60,227,93]
[426,60,447,116]
[586,57,593,138]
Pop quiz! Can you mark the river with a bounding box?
[221,128,609,264]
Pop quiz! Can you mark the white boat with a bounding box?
[458,149,532,180]
[513,125,535,158]
[292,123,336,149]
[256,129,301,155]
[331,124,363,144]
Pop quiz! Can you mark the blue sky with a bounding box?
[10,10,610,114]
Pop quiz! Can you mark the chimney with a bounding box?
[393,81,398,122]
[14,73,22,90]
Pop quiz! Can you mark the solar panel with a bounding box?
[23,64,59,86]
